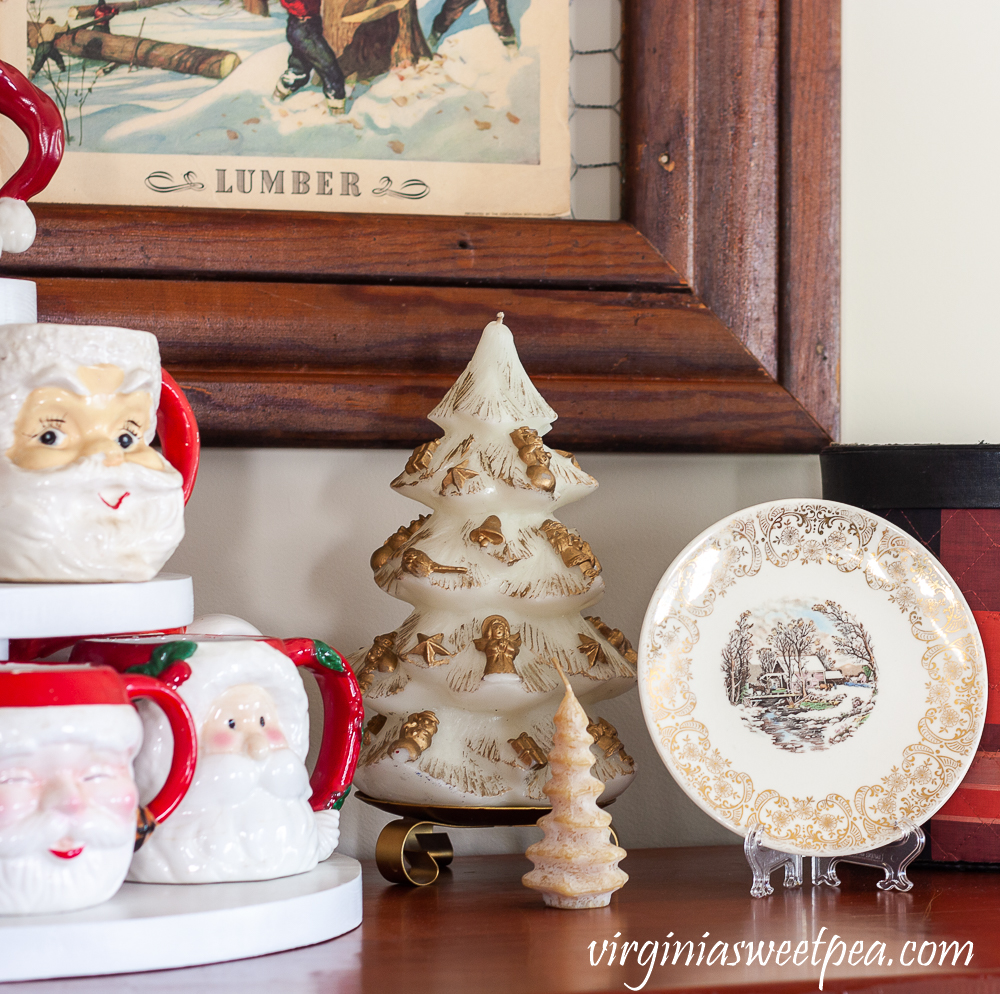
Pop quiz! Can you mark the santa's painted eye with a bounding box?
[260,716,265,727]
[0,772,35,786]
[39,429,63,446]
[117,432,135,449]
[228,719,236,729]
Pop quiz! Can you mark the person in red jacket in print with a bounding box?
[92,0,119,33]
[274,0,346,114]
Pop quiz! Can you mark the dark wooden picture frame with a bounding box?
[0,0,839,453]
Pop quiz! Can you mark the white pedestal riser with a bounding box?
[0,854,362,982]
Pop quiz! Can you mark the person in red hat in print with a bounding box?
[273,0,346,115]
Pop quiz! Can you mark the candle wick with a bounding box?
[550,655,572,692]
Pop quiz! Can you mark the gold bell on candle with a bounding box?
[523,665,628,909]
[469,515,504,548]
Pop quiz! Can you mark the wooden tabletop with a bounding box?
[11,846,1000,994]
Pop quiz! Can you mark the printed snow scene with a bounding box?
[721,598,878,753]
[24,0,544,161]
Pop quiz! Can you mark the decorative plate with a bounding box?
[637,499,987,857]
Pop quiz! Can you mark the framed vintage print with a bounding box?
[0,0,840,454]
[0,0,570,217]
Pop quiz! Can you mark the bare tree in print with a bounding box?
[768,617,819,700]
[721,610,753,705]
[757,647,777,675]
[812,600,878,681]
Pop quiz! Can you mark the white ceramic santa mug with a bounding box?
[70,635,363,883]
[0,323,200,582]
[0,663,197,915]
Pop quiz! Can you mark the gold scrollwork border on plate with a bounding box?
[643,502,986,853]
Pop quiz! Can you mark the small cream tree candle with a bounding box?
[523,665,628,909]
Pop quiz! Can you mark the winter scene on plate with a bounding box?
[722,597,878,754]
[22,0,548,162]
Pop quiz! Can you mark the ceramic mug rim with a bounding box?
[0,664,131,707]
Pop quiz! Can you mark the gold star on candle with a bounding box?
[407,633,453,666]
[577,635,608,668]
[440,459,478,494]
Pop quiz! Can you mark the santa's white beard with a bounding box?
[0,806,136,915]
[128,750,340,883]
[0,453,184,581]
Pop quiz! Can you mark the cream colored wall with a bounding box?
[841,0,1000,444]
[164,0,1000,859]
[166,451,820,857]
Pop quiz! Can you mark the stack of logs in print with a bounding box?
[28,8,240,79]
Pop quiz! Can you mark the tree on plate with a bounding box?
[813,600,878,682]
[722,610,753,705]
[769,618,819,700]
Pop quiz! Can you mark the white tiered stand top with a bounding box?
[0,573,195,651]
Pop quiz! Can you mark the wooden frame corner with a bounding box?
[0,0,840,452]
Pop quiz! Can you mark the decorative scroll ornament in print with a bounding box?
[637,499,988,857]
[0,0,569,216]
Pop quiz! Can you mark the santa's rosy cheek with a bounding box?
[83,778,138,820]
[265,729,287,747]
[206,731,240,753]
[0,785,40,827]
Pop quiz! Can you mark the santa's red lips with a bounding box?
[100,491,130,510]
[49,846,84,859]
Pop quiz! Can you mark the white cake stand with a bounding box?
[0,288,361,979]
[0,276,37,325]
[0,572,194,656]
[0,854,362,982]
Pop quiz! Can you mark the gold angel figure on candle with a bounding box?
[474,615,522,676]
[523,666,627,909]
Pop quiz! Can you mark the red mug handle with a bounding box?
[122,673,198,849]
[270,638,363,812]
[0,59,64,202]
[157,369,200,504]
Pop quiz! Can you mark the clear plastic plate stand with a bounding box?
[745,827,804,898]
[745,819,925,898]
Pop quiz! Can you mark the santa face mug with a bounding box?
[70,635,363,883]
[0,664,197,915]
[0,323,200,582]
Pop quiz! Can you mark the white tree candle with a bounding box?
[352,314,638,807]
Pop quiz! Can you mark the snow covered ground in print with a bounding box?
[26,0,541,160]
[737,685,877,753]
